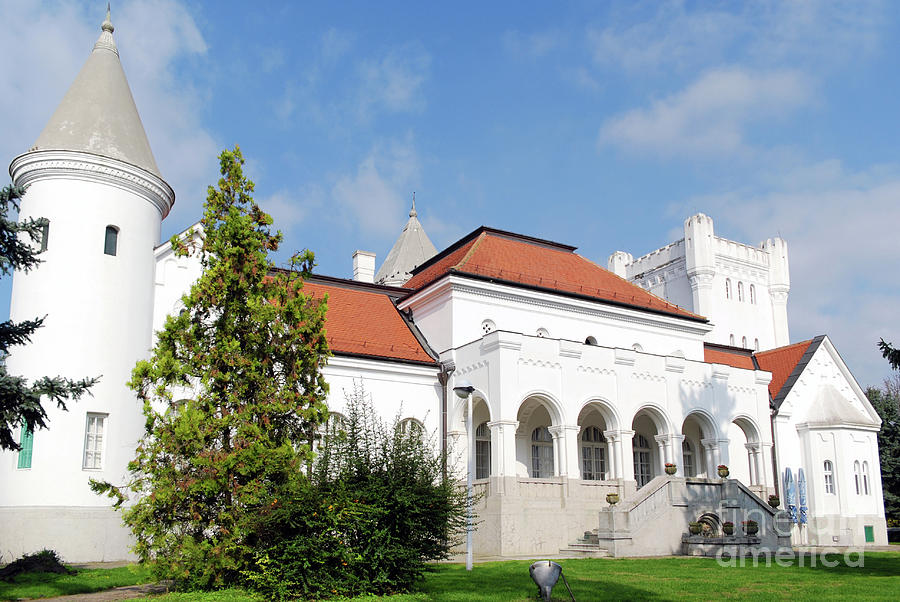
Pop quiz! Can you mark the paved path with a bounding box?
[40,582,170,601]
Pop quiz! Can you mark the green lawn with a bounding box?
[5,552,899,601]
[0,564,153,601]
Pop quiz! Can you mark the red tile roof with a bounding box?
[303,279,437,365]
[404,228,704,321]
[754,339,814,400]
[704,344,755,370]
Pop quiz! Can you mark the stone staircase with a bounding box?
[558,529,609,557]
[562,476,790,558]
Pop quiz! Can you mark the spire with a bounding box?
[29,5,162,177]
[375,196,438,287]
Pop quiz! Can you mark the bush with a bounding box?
[0,550,74,581]
[244,383,468,599]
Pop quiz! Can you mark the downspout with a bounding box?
[438,362,454,480]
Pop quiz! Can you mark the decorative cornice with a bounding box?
[10,149,175,219]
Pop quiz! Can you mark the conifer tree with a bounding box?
[92,147,330,588]
[0,185,96,451]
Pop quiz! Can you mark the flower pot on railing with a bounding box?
[722,521,734,536]
[606,492,619,506]
[665,463,677,475]
[689,521,701,535]
[717,464,729,478]
[768,495,780,508]
[742,520,759,536]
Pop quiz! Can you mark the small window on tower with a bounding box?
[39,221,50,252]
[104,226,119,256]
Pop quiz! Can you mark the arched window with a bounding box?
[585,336,598,346]
[863,461,870,495]
[531,427,554,478]
[725,278,732,299]
[824,460,835,494]
[742,336,748,348]
[399,418,424,438]
[750,284,756,304]
[738,281,744,302]
[581,426,606,480]
[475,421,491,479]
[104,225,119,256]
[854,461,861,495]
[682,440,694,477]
[481,319,495,335]
[536,328,549,338]
[633,434,652,488]
[632,343,643,352]
[754,338,760,351]
[729,334,735,346]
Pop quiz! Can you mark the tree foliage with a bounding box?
[244,382,468,600]
[0,185,96,451]
[91,147,330,588]
[879,339,900,372]
[867,376,900,522]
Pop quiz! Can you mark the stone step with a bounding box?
[559,543,610,558]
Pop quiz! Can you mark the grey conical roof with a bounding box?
[375,199,438,287]
[32,9,161,177]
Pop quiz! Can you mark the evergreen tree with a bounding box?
[0,184,96,451]
[92,147,330,588]
[879,339,900,372]
[867,376,900,522]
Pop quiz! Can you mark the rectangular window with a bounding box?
[83,413,107,470]
[476,439,490,479]
[865,525,875,543]
[17,424,34,469]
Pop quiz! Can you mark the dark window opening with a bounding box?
[39,221,49,252]
[104,226,119,256]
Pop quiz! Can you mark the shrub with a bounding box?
[244,382,468,599]
[0,550,74,581]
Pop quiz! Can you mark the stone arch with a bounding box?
[681,409,719,478]
[727,414,763,485]
[516,392,565,478]
[631,403,672,435]
[631,404,672,487]
[577,398,620,432]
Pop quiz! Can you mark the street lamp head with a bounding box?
[453,379,475,398]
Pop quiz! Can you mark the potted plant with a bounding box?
[722,521,734,535]
[742,520,759,535]
[768,494,780,508]
[665,462,677,475]
[689,521,701,535]
[606,492,619,506]
[717,464,730,478]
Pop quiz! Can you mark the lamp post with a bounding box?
[453,379,476,571]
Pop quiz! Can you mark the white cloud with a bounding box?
[598,68,813,157]
[357,44,430,117]
[588,1,885,74]
[331,137,420,238]
[0,0,218,235]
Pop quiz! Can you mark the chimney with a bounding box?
[352,250,376,283]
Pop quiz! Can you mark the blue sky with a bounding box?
[2,0,899,387]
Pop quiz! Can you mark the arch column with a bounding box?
[670,433,686,477]
[607,429,635,483]
[654,434,669,476]
[488,420,518,478]
[701,438,720,478]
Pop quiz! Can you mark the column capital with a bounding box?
[487,419,518,429]
[700,438,719,450]
[745,442,761,452]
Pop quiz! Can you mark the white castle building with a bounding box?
[0,15,888,561]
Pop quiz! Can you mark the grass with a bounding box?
[5,552,899,601]
[0,564,153,601]
[150,551,900,602]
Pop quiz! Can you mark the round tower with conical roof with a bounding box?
[0,9,174,561]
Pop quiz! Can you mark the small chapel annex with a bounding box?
[0,13,888,562]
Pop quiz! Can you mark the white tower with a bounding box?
[0,10,174,561]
